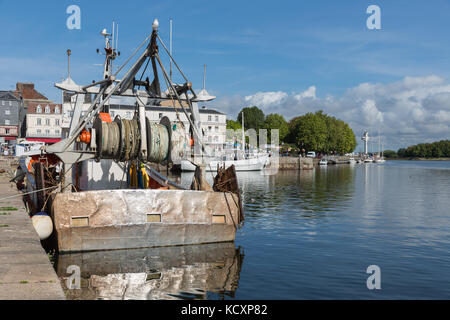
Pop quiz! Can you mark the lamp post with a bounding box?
[67,49,71,79]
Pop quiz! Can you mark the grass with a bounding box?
[0,224,9,228]
[19,280,28,284]
[0,212,11,215]
[0,207,17,211]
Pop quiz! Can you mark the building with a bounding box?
[0,91,22,145]
[26,102,62,143]
[13,82,53,138]
[61,92,92,138]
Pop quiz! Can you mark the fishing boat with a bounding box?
[14,19,244,253]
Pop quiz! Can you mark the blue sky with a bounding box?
[1,0,449,150]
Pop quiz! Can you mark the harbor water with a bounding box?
[56,160,450,299]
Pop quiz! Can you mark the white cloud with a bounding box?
[294,86,316,100]
[211,75,450,150]
[244,91,288,108]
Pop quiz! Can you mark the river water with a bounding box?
[56,160,450,299]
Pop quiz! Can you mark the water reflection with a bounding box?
[56,242,244,300]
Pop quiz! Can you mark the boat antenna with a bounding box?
[203,64,206,91]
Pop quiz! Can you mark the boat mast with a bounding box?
[169,19,173,82]
[241,111,245,153]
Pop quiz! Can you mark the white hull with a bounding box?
[181,155,269,172]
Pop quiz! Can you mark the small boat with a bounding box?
[181,153,269,171]
[319,159,328,166]
[181,111,268,172]
[374,157,386,163]
[364,158,373,163]
[348,157,356,164]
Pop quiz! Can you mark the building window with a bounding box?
[5,120,10,125]
[1,101,4,106]
[36,105,42,113]
[9,101,12,106]
[55,106,60,114]
[208,136,212,142]
[5,109,10,115]
[45,105,50,114]
[214,136,218,142]
[5,129,10,135]
[215,115,219,122]
[208,115,212,121]
[46,119,50,126]
[37,129,41,135]
[215,126,219,132]
[45,129,50,135]
[159,113,163,119]
[55,129,60,135]
[37,118,41,125]
[55,119,60,126]
[208,126,212,131]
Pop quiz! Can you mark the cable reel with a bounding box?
[92,114,172,164]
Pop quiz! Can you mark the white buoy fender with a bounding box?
[31,212,53,240]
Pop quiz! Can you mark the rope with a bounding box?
[0,185,59,202]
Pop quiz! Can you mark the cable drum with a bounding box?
[94,117,121,160]
[146,118,170,163]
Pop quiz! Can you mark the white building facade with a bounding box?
[26,102,62,143]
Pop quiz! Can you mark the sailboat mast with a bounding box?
[241,112,245,152]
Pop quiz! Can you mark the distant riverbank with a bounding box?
[387,157,450,161]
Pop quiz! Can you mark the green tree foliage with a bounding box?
[264,113,289,141]
[397,140,450,158]
[226,119,242,130]
[237,106,265,131]
[287,111,356,154]
[383,150,398,158]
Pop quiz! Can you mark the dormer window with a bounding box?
[45,105,50,114]
[55,106,60,114]
[36,105,42,113]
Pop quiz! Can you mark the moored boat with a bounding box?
[16,19,244,253]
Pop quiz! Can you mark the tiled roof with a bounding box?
[13,82,49,101]
[0,91,20,101]
[27,102,62,114]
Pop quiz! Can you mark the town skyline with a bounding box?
[0,0,449,150]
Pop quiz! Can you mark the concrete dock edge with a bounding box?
[0,173,65,300]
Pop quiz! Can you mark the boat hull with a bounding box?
[52,189,241,253]
[181,155,268,172]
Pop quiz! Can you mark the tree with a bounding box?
[264,113,289,142]
[237,106,265,132]
[396,140,450,158]
[287,110,356,154]
[226,119,242,131]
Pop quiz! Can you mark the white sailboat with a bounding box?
[374,131,386,163]
[181,110,269,171]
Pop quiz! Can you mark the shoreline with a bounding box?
[386,158,450,161]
